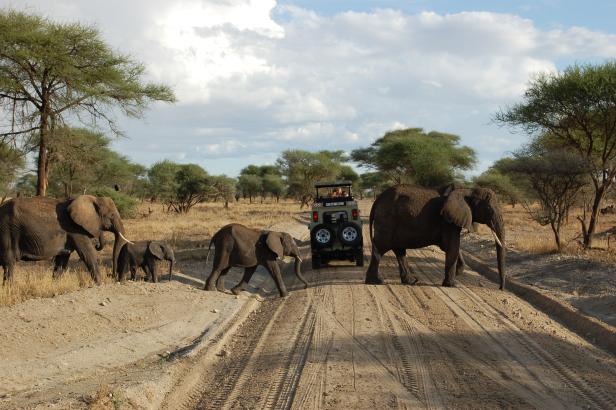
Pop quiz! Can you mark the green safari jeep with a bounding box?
[309,181,364,269]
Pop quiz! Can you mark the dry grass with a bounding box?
[0,199,305,307]
[480,204,616,263]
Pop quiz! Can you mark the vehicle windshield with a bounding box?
[315,184,353,201]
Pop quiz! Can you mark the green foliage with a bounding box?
[208,175,237,207]
[90,187,138,219]
[14,174,38,197]
[147,160,181,203]
[494,61,616,247]
[359,172,389,197]
[0,10,175,196]
[171,164,209,213]
[276,150,349,207]
[351,128,476,188]
[0,142,24,198]
[44,127,144,198]
[473,166,523,206]
[237,174,263,203]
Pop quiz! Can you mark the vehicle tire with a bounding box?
[312,254,321,270]
[338,222,362,247]
[311,224,335,249]
[355,249,364,267]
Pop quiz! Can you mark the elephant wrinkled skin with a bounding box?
[0,195,130,285]
[117,240,175,282]
[204,223,308,297]
[366,184,506,289]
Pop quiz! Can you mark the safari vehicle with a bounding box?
[309,181,364,269]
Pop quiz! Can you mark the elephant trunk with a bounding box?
[491,216,506,290]
[112,219,129,277]
[95,231,106,251]
[294,254,309,289]
[168,258,174,281]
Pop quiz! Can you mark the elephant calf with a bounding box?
[117,241,175,283]
[204,223,308,297]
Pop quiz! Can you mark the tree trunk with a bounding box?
[584,187,606,248]
[36,112,49,197]
[550,222,562,252]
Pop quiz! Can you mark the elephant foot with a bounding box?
[365,275,384,285]
[231,286,243,295]
[401,276,419,286]
[217,286,226,293]
[204,283,217,291]
[442,279,457,288]
[279,291,289,298]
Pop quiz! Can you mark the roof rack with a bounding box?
[314,181,353,188]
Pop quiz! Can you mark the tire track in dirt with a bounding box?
[416,249,616,409]
[191,298,284,410]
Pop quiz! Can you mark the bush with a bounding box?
[91,187,138,219]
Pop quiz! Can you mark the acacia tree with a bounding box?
[0,10,175,196]
[495,62,616,247]
[351,128,476,187]
[277,150,347,208]
[503,147,589,251]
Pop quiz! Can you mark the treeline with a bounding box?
[0,124,478,215]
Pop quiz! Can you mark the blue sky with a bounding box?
[2,0,616,177]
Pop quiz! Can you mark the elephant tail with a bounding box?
[203,239,214,282]
[369,197,376,254]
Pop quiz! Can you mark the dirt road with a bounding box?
[166,249,616,410]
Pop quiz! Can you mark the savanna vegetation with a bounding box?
[2,10,616,305]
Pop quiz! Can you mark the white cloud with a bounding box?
[3,2,616,175]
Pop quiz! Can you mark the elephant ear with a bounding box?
[148,242,165,260]
[265,232,284,259]
[68,195,100,237]
[441,190,473,230]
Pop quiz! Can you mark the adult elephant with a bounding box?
[204,223,308,297]
[0,195,132,285]
[366,184,505,289]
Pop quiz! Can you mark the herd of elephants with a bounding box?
[0,184,506,295]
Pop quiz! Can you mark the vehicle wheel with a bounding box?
[338,222,362,247]
[311,224,335,249]
[355,250,364,267]
[312,254,321,270]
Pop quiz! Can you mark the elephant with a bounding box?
[0,195,132,285]
[117,240,175,283]
[365,184,506,289]
[204,223,308,297]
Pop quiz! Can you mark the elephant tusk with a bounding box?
[297,256,303,262]
[491,230,503,248]
[118,231,134,245]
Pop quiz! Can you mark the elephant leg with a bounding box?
[456,251,466,277]
[232,266,257,295]
[205,251,230,291]
[442,230,461,288]
[267,260,288,297]
[393,248,418,285]
[147,259,158,283]
[365,243,387,285]
[73,236,101,285]
[3,263,14,285]
[216,267,230,292]
[129,267,137,281]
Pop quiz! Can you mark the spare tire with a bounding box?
[338,222,362,247]
[311,224,335,249]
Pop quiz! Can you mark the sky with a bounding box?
[2,0,616,176]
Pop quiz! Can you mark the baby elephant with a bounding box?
[204,223,308,297]
[117,241,175,282]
